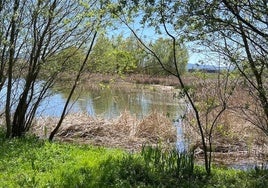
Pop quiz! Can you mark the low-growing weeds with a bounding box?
[96,155,153,187]
[0,129,267,187]
[0,130,124,187]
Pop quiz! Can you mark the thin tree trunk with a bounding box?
[5,0,20,138]
[49,31,97,141]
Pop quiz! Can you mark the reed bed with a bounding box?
[182,110,268,165]
[32,111,176,151]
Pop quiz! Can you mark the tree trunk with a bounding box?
[5,0,20,138]
[49,31,98,141]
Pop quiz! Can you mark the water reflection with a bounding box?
[47,84,189,152]
[175,119,187,153]
[0,80,184,119]
[229,163,268,170]
[40,84,184,119]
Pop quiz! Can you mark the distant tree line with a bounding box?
[48,34,188,76]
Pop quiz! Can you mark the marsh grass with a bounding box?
[96,150,189,187]
[181,76,268,165]
[31,108,267,167]
[141,145,194,178]
[32,111,176,151]
[183,110,268,164]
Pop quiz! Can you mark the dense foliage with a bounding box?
[50,34,188,75]
[88,34,139,74]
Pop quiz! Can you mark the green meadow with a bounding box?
[0,129,267,188]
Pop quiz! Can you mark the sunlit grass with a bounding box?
[0,130,124,187]
[0,128,267,187]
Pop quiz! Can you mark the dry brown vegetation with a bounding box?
[32,111,176,151]
[59,73,181,87]
[182,76,268,165]
[183,110,267,162]
[1,73,266,165]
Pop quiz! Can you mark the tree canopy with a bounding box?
[0,0,102,137]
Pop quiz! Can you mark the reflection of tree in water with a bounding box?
[56,83,183,119]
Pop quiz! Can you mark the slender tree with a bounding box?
[1,0,101,138]
[111,0,236,175]
[49,32,98,141]
[175,0,268,136]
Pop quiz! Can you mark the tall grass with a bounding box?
[94,144,195,187]
[141,145,194,179]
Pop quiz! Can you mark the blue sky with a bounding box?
[107,19,221,67]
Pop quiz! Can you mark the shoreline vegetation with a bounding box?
[0,128,267,187]
[33,73,267,166]
[1,73,267,187]
[32,111,267,168]
[33,111,177,152]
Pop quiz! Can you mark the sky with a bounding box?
[108,24,215,66]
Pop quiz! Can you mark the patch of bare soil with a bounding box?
[32,111,176,151]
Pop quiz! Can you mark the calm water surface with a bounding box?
[1,81,266,170]
[0,80,184,119]
[39,83,185,119]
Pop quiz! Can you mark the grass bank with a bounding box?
[0,129,267,187]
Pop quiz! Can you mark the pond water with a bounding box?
[1,80,266,170]
[0,80,184,119]
[228,163,268,171]
[0,81,188,152]
[39,83,185,119]
[0,81,188,153]
[43,83,188,153]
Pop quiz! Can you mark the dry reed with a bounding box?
[182,109,268,164]
[31,111,176,151]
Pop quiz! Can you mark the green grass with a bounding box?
[0,134,124,187]
[0,129,267,187]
